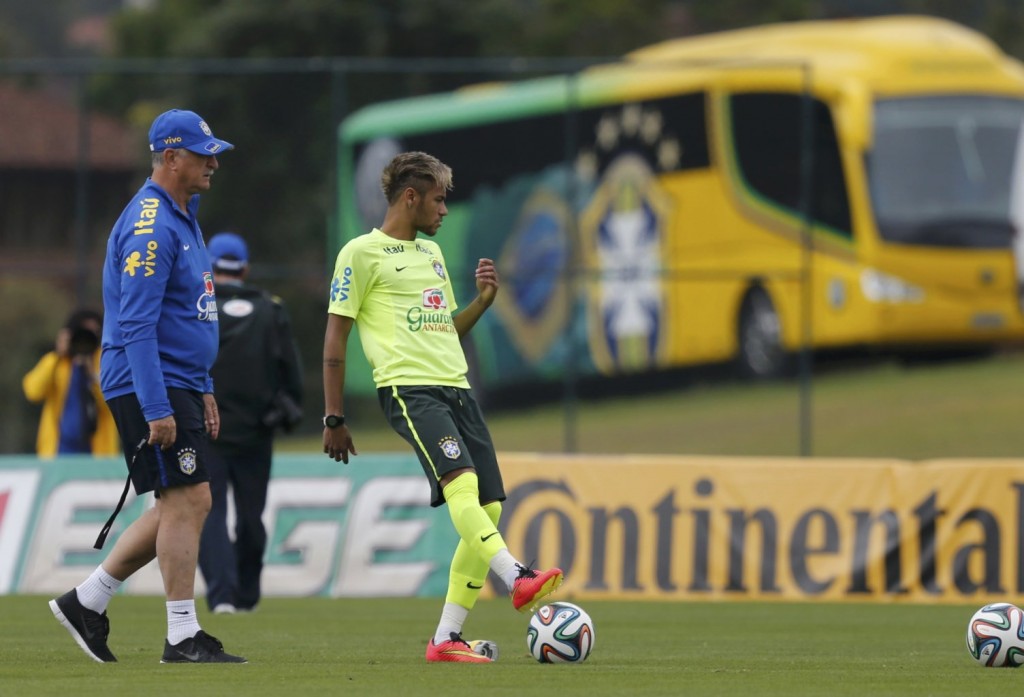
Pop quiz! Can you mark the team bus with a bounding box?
[334,15,1024,397]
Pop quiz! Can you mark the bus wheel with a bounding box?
[736,287,787,379]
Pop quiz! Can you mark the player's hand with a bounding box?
[203,393,220,440]
[475,257,499,306]
[148,415,176,450]
[324,425,357,464]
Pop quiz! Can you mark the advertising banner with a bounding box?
[1,452,1021,603]
[0,453,457,598]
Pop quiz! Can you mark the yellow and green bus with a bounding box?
[335,15,1024,395]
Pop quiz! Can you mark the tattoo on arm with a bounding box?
[324,357,345,368]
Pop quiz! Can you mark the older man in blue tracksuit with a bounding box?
[48,109,245,664]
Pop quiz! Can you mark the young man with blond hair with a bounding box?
[322,151,563,663]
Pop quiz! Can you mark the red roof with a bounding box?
[0,82,141,171]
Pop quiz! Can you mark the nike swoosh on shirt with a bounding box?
[480,531,499,543]
[183,244,190,250]
[395,266,408,272]
[466,582,483,590]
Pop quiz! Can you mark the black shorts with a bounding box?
[378,385,505,508]
[107,388,211,495]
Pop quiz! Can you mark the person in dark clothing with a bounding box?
[199,231,304,613]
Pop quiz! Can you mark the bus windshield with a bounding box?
[867,95,1024,248]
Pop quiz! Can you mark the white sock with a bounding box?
[76,566,122,614]
[166,599,201,645]
[433,602,470,644]
[489,549,522,589]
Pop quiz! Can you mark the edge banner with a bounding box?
[1,452,1019,602]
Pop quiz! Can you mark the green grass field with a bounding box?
[8,354,1024,695]
[0,596,1013,696]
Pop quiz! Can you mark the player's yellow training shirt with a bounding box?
[328,228,470,388]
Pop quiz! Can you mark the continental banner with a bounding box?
[1,452,1021,603]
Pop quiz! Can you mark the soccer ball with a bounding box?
[966,602,1024,667]
[526,601,595,663]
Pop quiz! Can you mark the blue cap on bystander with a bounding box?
[207,232,249,272]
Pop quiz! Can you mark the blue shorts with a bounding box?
[378,385,505,508]
[107,388,211,495]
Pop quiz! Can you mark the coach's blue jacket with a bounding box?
[99,179,218,421]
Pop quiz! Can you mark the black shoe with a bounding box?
[161,630,247,664]
[48,589,117,663]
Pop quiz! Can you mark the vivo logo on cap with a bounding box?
[163,136,183,145]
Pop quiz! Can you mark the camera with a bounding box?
[69,326,100,356]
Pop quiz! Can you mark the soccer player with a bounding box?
[48,109,245,664]
[322,151,563,663]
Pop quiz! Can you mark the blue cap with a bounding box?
[207,232,249,272]
[149,109,234,155]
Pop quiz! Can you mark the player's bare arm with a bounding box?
[322,313,357,463]
[454,258,499,338]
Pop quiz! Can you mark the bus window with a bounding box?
[868,96,1024,249]
[728,92,852,237]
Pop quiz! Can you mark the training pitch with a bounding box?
[0,595,1013,696]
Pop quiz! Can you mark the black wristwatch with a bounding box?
[323,414,346,429]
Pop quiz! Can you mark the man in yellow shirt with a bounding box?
[22,309,119,457]
[322,151,563,663]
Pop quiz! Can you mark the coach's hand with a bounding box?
[148,415,176,450]
[324,425,357,464]
[203,392,220,440]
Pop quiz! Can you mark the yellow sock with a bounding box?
[443,473,507,562]
[445,501,502,609]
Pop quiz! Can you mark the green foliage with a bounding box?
[978,0,1024,60]
[0,595,1003,696]
[689,0,817,32]
[107,0,211,58]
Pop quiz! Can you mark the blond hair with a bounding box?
[381,151,453,203]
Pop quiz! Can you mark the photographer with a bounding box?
[22,308,120,458]
[198,232,303,614]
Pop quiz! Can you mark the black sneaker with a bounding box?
[48,589,117,663]
[161,630,247,664]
